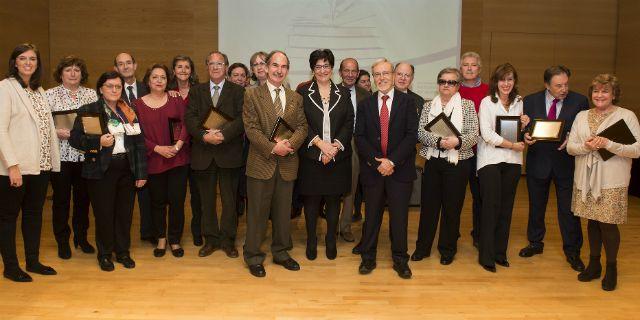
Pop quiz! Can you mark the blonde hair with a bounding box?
[589,73,620,104]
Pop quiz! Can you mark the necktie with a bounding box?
[274,88,283,117]
[127,85,136,102]
[211,85,220,107]
[548,98,559,120]
[380,95,390,157]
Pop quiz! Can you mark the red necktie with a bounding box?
[548,98,559,120]
[380,95,390,157]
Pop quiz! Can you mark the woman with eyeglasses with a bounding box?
[412,67,478,266]
[45,55,97,259]
[296,49,354,260]
[0,43,60,282]
[476,63,529,272]
[70,71,147,272]
[249,51,268,87]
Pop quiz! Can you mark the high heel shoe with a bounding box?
[57,241,71,259]
[74,235,96,254]
[154,238,167,257]
[171,245,184,258]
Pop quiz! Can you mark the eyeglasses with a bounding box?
[207,61,225,68]
[437,79,459,86]
[372,71,392,78]
[251,61,266,67]
[314,64,332,71]
[395,72,412,79]
[103,84,122,91]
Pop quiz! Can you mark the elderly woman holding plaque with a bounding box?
[135,64,190,258]
[0,43,60,282]
[476,63,529,272]
[46,55,98,259]
[70,71,147,272]
[412,67,478,265]
[567,74,640,291]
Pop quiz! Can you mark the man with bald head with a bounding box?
[355,58,417,279]
[394,62,425,116]
[242,50,308,277]
[337,58,370,241]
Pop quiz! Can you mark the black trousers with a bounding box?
[137,185,153,239]
[303,194,341,247]
[526,173,583,256]
[189,168,202,240]
[193,159,240,248]
[415,158,469,258]
[468,155,482,243]
[0,172,50,271]
[50,161,90,243]
[87,157,135,258]
[148,165,188,245]
[478,163,521,266]
[360,177,412,263]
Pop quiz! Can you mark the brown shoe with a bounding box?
[222,245,239,258]
[198,244,219,257]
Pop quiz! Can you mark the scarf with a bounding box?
[425,92,464,165]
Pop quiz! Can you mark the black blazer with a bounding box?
[407,89,426,116]
[297,81,354,162]
[354,90,417,185]
[69,99,147,180]
[184,81,245,170]
[524,90,589,179]
[121,81,149,106]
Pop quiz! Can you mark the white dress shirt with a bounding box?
[545,89,563,118]
[125,80,138,101]
[476,95,523,171]
[377,88,395,116]
[267,81,286,112]
[209,79,225,96]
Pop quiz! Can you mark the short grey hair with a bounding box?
[460,51,482,69]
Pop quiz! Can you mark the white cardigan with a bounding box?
[567,107,640,198]
[0,78,61,175]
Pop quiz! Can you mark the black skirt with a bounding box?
[297,156,351,195]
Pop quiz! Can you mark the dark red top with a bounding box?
[459,83,489,113]
[135,95,190,175]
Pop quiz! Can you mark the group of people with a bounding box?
[1,43,638,292]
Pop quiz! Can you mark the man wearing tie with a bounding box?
[184,51,245,259]
[242,50,308,277]
[355,58,417,279]
[338,57,369,241]
[521,65,589,271]
[113,52,153,244]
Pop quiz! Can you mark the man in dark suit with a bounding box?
[521,65,589,271]
[184,51,245,259]
[394,62,425,116]
[113,52,153,244]
[242,50,308,277]
[338,57,370,241]
[355,58,417,279]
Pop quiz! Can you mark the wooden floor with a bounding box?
[2,180,640,319]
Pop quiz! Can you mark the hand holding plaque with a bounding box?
[424,113,461,138]
[530,119,564,141]
[80,112,107,136]
[269,116,295,142]
[596,119,637,161]
[52,110,77,130]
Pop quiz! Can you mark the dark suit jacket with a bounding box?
[69,99,147,180]
[121,81,149,106]
[524,90,589,179]
[339,82,370,106]
[184,81,246,170]
[354,90,417,186]
[407,89,425,116]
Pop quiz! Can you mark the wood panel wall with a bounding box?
[0,0,50,86]
[616,0,640,114]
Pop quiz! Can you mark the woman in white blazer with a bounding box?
[0,43,61,282]
[567,74,640,291]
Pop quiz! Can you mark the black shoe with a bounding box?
[602,262,617,291]
[273,258,300,271]
[198,244,219,257]
[495,259,510,267]
[249,264,266,277]
[410,251,429,262]
[358,260,376,275]
[171,246,185,258]
[193,236,203,247]
[221,245,238,258]
[116,255,135,269]
[393,262,412,279]
[153,247,166,257]
[352,244,361,255]
[58,241,72,260]
[306,245,317,261]
[578,255,602,282]
[98,256,115,272]
[567,255,585,272]
[326,243,337,260]
[519,244,543,257]
[351,212,362,222]
[3,268,32,282]
[74,236,95,254]
[26,262,57,275]
[482,264,497,273]
[440,256,454,265]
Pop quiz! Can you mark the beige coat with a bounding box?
[0,77,60,175]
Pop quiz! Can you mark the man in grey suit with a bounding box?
[184,51,245,259]
[338,58,369,242]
